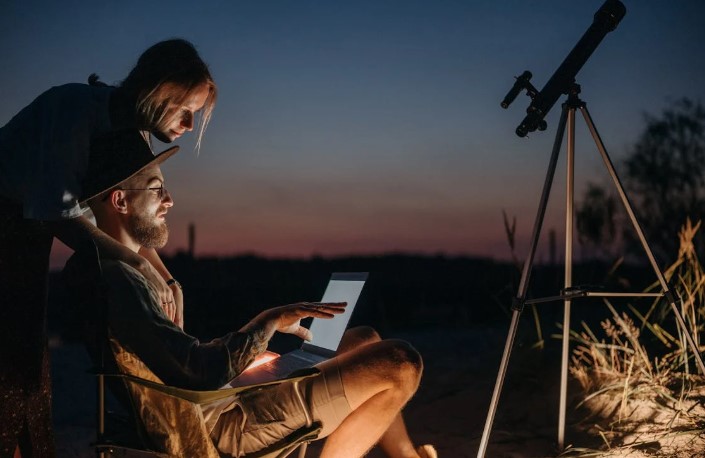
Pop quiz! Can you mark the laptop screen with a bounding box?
[306,272,368,352]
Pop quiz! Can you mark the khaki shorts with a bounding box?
[210,359,351,456]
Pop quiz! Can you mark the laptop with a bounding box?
[226,272,368,387]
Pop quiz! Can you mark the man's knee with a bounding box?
[347,326,381,344]
[382,339,423,393]
[334,339,423,410]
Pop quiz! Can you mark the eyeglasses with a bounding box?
[123,184,167,199]
[103,184,167,201]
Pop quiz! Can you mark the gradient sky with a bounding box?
[2,0,704,268]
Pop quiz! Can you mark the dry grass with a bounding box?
[565,220,705,457]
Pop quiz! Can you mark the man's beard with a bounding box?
[128,209,169,249]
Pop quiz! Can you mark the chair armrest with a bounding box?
[93,367,321,405]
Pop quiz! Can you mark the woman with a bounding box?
[0,39,216,458]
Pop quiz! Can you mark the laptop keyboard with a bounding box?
[260,350,326,376]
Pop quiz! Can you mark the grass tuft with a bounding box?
[568,219,705,457]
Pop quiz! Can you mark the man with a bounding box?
[64,130,437,458]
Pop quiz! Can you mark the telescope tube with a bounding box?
[516,0,626,137]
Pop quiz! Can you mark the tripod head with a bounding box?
[501,0,626,137]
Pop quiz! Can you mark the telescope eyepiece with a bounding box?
[501,71,533,109]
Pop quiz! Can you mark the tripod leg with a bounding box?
[580,105,705,375]
[558,107,576,450]
[477,104,570,458]
[476,310,520,458]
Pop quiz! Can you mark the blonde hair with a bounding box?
[120,39,217,151]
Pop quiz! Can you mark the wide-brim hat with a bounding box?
[80,129,179,203]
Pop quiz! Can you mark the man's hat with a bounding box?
[80,129,179,203]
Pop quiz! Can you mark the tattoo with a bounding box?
[247,326,269,358]
[224,326,270,376]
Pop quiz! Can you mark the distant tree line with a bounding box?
[50,252,658,352]
[577,98,705,265]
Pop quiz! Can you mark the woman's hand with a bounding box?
[134,257,176,321]
[170,281,184,329]
[137,246,180,323]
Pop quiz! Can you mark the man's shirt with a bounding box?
[63,254,268,456]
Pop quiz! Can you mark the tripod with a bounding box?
[476,84,705,458]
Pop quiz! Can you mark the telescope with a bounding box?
[482,1,705,457]
[502,0,626,137]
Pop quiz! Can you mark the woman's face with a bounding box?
[152,82,211,143]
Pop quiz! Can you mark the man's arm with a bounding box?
[93,261,346,390]
[104,260,267,390]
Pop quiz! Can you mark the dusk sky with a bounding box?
[2,1,704,268]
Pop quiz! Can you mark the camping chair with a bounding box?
[68,245,321,458]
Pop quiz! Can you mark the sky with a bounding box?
[2,0,704,268]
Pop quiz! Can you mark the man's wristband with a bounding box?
[166,278,182,290]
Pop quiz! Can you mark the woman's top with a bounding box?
[0,83,114,220]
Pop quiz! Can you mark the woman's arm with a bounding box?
[49,215,176,320]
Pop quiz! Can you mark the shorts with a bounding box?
[210,359,351,457]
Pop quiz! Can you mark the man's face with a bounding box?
[152,82,211,143]
[123,165,173,249]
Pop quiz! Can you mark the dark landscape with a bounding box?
[48,253,664,457]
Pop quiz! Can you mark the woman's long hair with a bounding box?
[120,39,217,151]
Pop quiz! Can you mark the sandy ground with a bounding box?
[51,325,596,458]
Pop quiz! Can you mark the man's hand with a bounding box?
[242,302,347,341]
[273,302,347,340]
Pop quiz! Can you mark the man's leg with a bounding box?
[337,327,420,458]
[319,339,423,458]
[224,334,428,458]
